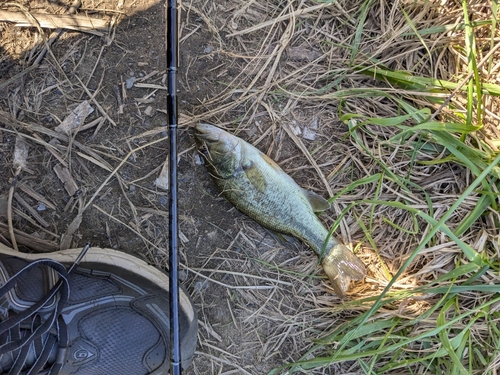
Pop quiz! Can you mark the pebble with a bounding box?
[193,153,203,165]
[37,203,46,211]
[144,106,154,117]
[125,76,136,89]
[159,196,167,206]
[179,270,188,282]
[194,280,208,292]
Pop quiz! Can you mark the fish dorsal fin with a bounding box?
[260,152,283,172]
[303,190,330,212]
[259,151,299,185]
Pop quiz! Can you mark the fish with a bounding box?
[194,123,366,297]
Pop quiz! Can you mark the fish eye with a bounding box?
[198,143,209,155]
[198,143,214,161]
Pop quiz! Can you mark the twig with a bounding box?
[18,183,57,210]
[0,10,107,36]
[7,167,21,251]
[75,75,117,127]
[13,192,50,228]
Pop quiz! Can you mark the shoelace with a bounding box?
[0,244,90,375]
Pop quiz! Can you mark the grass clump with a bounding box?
[259,0,500,373]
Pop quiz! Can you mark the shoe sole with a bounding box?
[0,242,197,369]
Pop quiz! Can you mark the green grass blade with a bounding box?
[462,0,483,126]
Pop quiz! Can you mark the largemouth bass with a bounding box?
[194,123,365,297]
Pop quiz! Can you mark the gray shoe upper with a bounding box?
[0,251,197,375]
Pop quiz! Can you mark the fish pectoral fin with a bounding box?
[242,160,267,192]
[303,190,330,212]
[321,244,366,298]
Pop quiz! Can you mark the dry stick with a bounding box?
[13,193,50,228]
[429,41,500,122]
[79,45,106,101]
[32,134,69,167]
[75,75,117,127]
[0,111,120,175]
[8,137,30,251]
[186,267,275,290]
[189,267,293,286]
[12,208,58,238]
[0,223,58,252]
[18,183,57,210]
[0,10,105,36]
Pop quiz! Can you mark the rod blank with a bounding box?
[166,0,181,373]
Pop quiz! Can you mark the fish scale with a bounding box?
[195,123,366,297]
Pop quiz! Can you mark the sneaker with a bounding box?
[0,242,197,374]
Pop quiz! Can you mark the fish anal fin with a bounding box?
[321,244,366,298]
[303,190,330,212]
[263,229,301,249]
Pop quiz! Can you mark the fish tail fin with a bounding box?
[322,244,366,298]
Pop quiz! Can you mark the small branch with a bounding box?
[0,10,108,36]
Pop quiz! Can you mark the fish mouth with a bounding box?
[194,123,240,156]
[194,124,223,143]
[194,123,242,177]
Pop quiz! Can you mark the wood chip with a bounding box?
[134,83,168,90]
[144,106,154,117]
[55,100,94,135]
[60,212,82,250]
[13,137,29,170]
[287,46,323,62]
[154,156,169,191]
[53,164,79,196]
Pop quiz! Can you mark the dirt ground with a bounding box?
[0,0,359,373]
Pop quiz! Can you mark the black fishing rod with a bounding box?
[166,0,181,372]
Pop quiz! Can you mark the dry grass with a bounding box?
[1,0,499,374]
